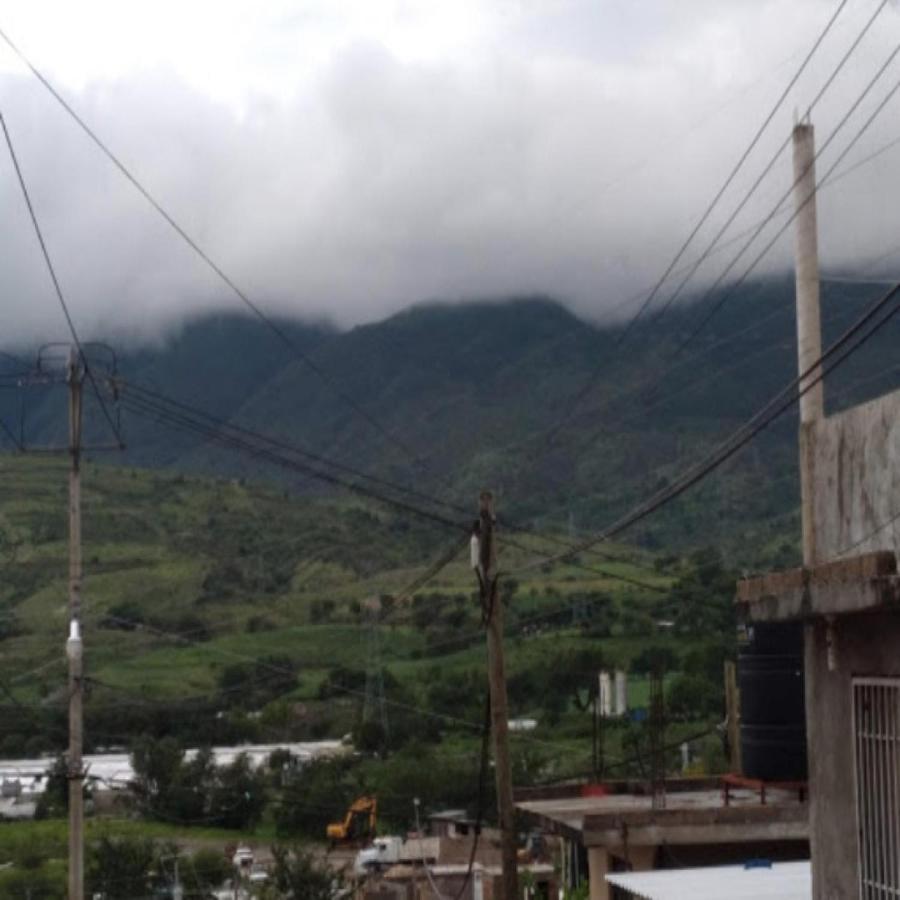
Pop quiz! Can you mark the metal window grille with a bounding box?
[853,677,900,899]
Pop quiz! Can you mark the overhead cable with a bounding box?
[542,0,851,441]
[0,111,123,447]
[0,25,429,475]
[675,36,900,354]
[512,278,900,571]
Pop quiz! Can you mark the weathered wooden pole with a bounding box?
[477,491,518,900]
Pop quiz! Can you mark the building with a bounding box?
[734,121,900,899]
[605,859,811,899]
[738,441,900,899]
[515,777,808,900]
[359,827,557,900]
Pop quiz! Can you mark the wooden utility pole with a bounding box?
[475,491,518,900]
[724,660,741,774]
[66,348,85,900]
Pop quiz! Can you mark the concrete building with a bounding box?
[359,827,557,900]
[738,469,900,900]
[734,122,900,900]
[516,778,808,900]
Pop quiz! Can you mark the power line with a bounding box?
[674,35,900,355]
[0,111,123,448]
[124,380,468,521]
[121,378,669,582]
[576,286,869,459]
[646,0,889,327]
[562,33,900,469]
[500,124,900,470]
[0,24,430,477]
[512,277,900,572]
[614,0,850,343]
[81,610,563,749]
[118,389,467,533]
[0,415,22,450]
[542,0,851,441]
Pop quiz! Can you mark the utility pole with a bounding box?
[173,858,183,900]
[66,347,85,900]
[474,491,518,900]
[792,120,824,569]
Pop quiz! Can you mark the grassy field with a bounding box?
[0,454,674,712]
[0,451,737,824]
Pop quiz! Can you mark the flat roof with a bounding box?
[517,787,808,847]
[606,861,810,899]
[736,550,899,622]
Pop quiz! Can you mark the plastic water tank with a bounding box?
[739,623,807,781]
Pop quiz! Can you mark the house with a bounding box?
[734,120,900,900]
[516,777,808,900]
[737,396,900,899]
[359,826,557,900]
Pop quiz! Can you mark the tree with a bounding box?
[131,735,184,810]
[211,752,267,829]
[183,848,232,895]
[630,645,680,675]
[266,845,341,900]
[275,757,360,838]
[663,547,736,636]
[34,754,72,819]
[667,674,721,721]
[317,666,366,701]
[86,835,160,899]
[544,646,606,713]
[167,746,215,822]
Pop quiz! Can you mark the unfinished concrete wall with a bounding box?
[805,610,900,900]
[813,389,900,560]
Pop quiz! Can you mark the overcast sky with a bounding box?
[2,0,900,345]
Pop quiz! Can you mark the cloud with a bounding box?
[1,0,900,347]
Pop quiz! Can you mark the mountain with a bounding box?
[3,275,898,565]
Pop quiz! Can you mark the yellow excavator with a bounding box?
[327,796,378,845]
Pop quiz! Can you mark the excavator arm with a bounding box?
[327,796,377,843]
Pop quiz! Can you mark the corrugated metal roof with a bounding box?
[606,861,811,899]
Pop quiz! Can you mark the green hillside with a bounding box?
[0,454,709,764]
[4,277,896,566]
[2,276,892,766]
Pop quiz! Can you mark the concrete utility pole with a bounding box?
[66,348,85,900]
[792,121,824,568]
[476,491,518,900]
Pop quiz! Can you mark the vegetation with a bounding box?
[10,279,887,565]
[265,845,344,900]
[131,738,267,829]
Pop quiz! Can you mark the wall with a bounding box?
[805,611,900,900]
[813,389,900,560]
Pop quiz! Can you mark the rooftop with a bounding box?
[737,550,900,622]
[606,860,810,899]
[516,779,808,847]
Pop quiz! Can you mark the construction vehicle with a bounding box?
[327,796,377,845]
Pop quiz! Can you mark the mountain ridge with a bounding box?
[3,277,897,564]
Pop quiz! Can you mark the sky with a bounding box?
[2,0,900,345]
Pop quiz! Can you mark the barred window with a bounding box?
[854,677,900,899]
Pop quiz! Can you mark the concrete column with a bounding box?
[793,120,829,900]
[792,121,823,568]
[586,847,611,900]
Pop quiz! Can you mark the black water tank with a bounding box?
[739,623,807,781]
